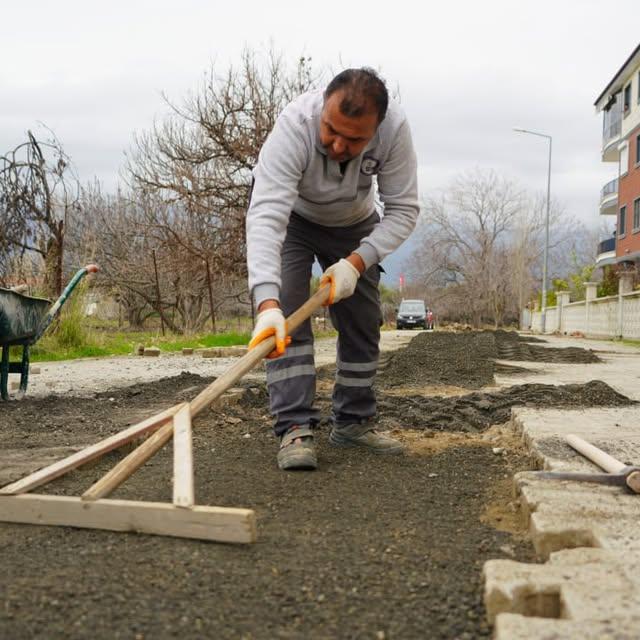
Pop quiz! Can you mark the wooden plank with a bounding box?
[0,404,182,495]
[81,405,187,502]
[172,404,194,508]
[0,494,256,544]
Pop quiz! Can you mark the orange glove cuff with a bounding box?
[320,276,336,306]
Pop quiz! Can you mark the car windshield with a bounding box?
[400,302,424,313]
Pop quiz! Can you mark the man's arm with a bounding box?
[246,112,308,310]
[355,119,420,269]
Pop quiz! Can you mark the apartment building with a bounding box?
[595,43,640,269]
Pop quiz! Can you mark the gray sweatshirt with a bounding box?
[247,89,419,307]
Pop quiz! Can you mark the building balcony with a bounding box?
[600,177,618,215]
[602,117,622,161]
[596,236,616,268]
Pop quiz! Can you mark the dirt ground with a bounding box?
[0,330,631,639]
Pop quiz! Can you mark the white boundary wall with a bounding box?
[525,290,640,339]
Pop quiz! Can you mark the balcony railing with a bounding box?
[603,117,622,145]
[598,237,616,254]
[601,178,618,200]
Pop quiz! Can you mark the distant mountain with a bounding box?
[309,229,419,290]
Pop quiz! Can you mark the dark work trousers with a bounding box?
[265,211,382,437]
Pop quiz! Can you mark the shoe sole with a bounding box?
[328,432,404,455]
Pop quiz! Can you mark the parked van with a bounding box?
[396,299,427,330]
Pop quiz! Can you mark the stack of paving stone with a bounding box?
[484,406,640,639]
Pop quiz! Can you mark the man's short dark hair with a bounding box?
[324,68,389,124]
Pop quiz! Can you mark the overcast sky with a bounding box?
[1,0,638,236]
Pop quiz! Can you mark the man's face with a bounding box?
[319,90,379,163]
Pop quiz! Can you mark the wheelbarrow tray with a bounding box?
[0,289,51,346]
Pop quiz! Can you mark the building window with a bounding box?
[621,143,629,175]
[638,71,640,103]
[637,134,640,166]
[624,84,632,114]
[635,199,640,231]
[619,205,627,236]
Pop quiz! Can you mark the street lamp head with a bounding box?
[513,127,552,140]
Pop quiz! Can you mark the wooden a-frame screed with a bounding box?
[0,401,256,544]
[0,286,330,544]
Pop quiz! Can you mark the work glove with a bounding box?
[248,307,291,359]
[320,258,360,305]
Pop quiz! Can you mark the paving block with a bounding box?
[182,348,194,355]
[494,613,640,640]
[201,346,247,358]
[143,347,161,357]
[485,365,640,638]
[30,366,41,375]
[511,407,640,472]
[514,472,640,557]
[483,556,633,624]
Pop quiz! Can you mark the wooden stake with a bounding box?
[0,404,182,495]
[172,404,194,508]
[0,494,256,544]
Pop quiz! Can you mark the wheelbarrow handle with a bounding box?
[34,264,99,341]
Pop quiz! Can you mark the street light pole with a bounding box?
[513,127,552,334]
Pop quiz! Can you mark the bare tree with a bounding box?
[117,48,320,331]
[0,131,79,294]
[407,168,597,326]
[408,169,524,327]
[78,184,252,334]
[126,48,318,279]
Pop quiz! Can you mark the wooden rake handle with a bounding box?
[566,434,626,474]
[190,284,330,416]
[81,285,331,501]
[566,433,640,494]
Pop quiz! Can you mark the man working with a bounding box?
[246,68,419,470]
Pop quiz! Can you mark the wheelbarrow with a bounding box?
[0,264,99,400]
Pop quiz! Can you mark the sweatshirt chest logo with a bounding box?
[360,157,380,176]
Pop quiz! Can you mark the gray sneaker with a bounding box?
[329,421,404,455]
[277,425,318,471]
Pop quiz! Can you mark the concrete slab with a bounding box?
[486,548,640,634]
[508,408,640,557]
[484,556,633,623]
[494,613,640,640]
[512,407,640,471]
[484,342,640,638]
